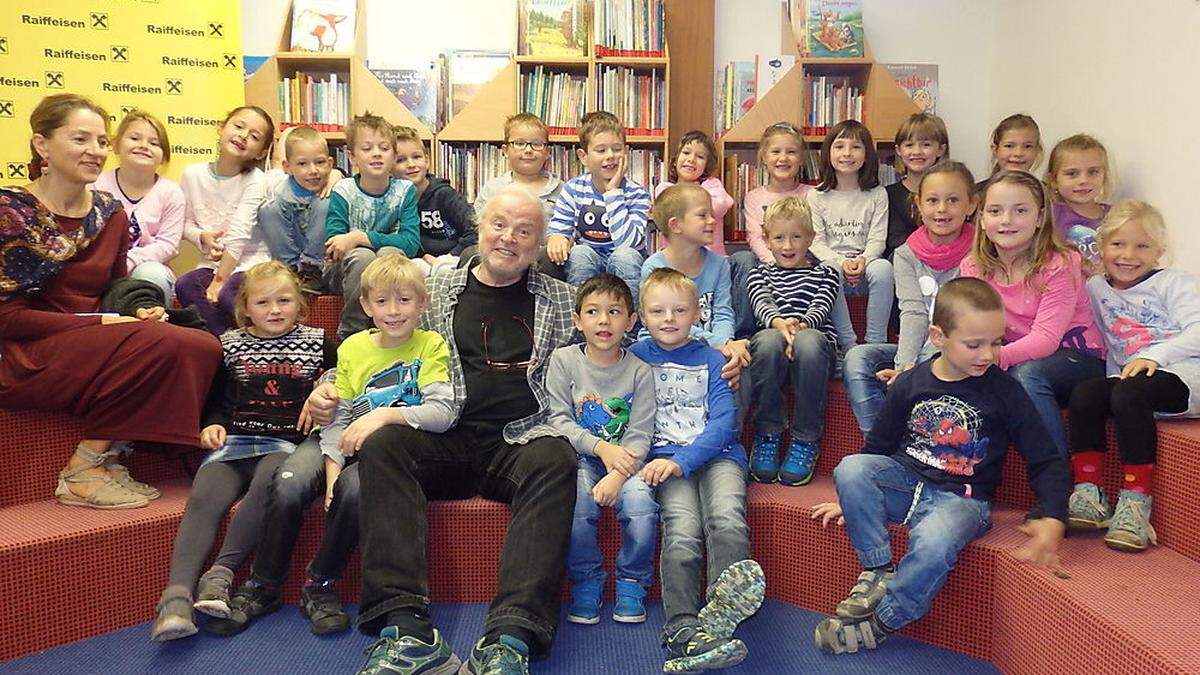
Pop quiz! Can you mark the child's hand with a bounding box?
[423,254,438,266]
[591,471,626,507]
[340,407,399,456]
[640,458,682,487]
[771,319,797,360]
[205,277,225,304]
[811,501,844,527]
[718,339,751,388]
[595,441,637,477]
[319,169,344,199]
[604,154,627,192]
[299,382,339,430]
[135,306,167,323]
[1121,358,1159,379]
[1014,517,1066,575]
[546,234,573,264]
[876,363,913,387]
[199,231,225,261]
[842,257,865,286]
[325,232,367,260]
[200,424,226,450]
[324,484,336,511]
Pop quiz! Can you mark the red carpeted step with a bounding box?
[308,294,342,336]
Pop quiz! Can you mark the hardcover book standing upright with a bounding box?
[444,50,513,121]
[289,0,357,52]
[791,0,864,58]
[520,0,589,57]
[371,63,443,131]
[884,63,939,114]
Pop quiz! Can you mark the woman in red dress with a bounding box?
[0,93,222,509]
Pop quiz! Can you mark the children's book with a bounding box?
[884,63,939,114]
[289,0,357,53]
[756,54,796,100]
[732,61,757,118]
[444,50,512,121]
[791,0,864,58]
[370,62,442,131]
[520,0,589,57]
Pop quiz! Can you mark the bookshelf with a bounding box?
[717,18,918,245]
[244,0,434,175]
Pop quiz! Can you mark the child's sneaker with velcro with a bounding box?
[567,580,603,625]
[193,565,234,619]
[613,579,647,623]
[749,433,781,483]
[778,440,820,486]
[697,559,765,639]
[301,581,350,634]
[814,613,891,654]
[662,624,747,673]
[836,567,894,619]
[1068,481,1113,530]
[1105,490,1157,552]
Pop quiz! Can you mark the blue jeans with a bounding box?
[129,260,176,305]
[567,455,659,587]
[656,458,749,633]
[1009,348,1106,456]
[566,245,644,309]
[728,250,760,340]
[843,342,938,436]
[257,191,330,268]
[828,258,894,352]
[834,454,992,630]
[747,327,835,442]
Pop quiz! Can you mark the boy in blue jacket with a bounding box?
[630,268,766,673]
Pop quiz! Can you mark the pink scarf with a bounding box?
[905,224,974,271]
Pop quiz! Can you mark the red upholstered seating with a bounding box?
[2,294,1199,673]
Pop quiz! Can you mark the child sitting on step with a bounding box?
[1066,201,1200,552]
[812,277,1070,654]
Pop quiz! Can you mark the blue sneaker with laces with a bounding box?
[778,440,820,486]
[749,433,781,483]
[567,580,602,624]
[613,579,647,623]
[356,626,461,675]
[458,635,530,675]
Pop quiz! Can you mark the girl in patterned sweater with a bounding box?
[151,262,336,642]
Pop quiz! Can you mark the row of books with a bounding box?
[594,0,665,56]
[277,72,351,127]
[804,74,864,136]
[595,65,666,134]
[518,0,590,57]
[714,55,797,135]
[520,66,588,133]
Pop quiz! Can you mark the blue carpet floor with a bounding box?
[3,601,998,674]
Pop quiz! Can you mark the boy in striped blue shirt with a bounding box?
[547,111,651,306]
[745,196,841,486]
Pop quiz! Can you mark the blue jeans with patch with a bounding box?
[833,454,992,630]
[567,455,659,588]
[257,190,330,268]
[566,244,644,309]
[1008,348,1105,457]
[843,342,939,436]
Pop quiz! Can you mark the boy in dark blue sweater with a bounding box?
[812,277,1070,654]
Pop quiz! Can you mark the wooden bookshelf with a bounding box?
[243,0,434,151]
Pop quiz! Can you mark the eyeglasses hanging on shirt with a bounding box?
[481,315,536,371]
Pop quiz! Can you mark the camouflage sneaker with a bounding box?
[697,559,765,639]
[1105,490,1157,552]
[357,627,461,675]
[835,568,894,620]
[662,625,747,673]
[1068,482,1113,530]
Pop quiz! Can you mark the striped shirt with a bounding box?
[549,174,651,253]
[747,263,841,346]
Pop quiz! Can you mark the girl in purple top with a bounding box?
[1045,134,1112,275]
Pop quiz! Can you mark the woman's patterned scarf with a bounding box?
[0,186,120,299]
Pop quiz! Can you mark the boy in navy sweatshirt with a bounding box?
[630,268,765,673]
[392,126,476,276]
[811,277,1070,654]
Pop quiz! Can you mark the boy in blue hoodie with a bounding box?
[629,268,766,673]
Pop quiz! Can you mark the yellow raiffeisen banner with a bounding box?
[0,0,244,184]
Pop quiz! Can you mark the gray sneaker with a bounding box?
[836,568,894,619]
[150,594,197,642]
[814,613,890,654]
[1068,482,1113,530]
[193,565,234,618]
[1105,490,1157,552]
[697,559,766,639]
[358,627,461,675]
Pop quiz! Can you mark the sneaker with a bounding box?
[1068,482,1113,530]
[301,583,351,635]
[457,635,529,675]
[1105,490,1157,552]
[814,613,890,654]
[203,582,280,637]
[358,626,461,675]
[567,580,603,625]
[778,440,820,486]
[748,434,781,483]
[150,595,197,642]
[193,565,234,618]
[297,263,324,295]
[662,625,747,673]
[835,568,894,620]
[613,579,647,623]
[697,559,765,639]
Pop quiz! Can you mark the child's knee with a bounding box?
[833,453,886,487]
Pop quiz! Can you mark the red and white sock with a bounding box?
[1122,463,1155,495]
[1071,451,1105,485]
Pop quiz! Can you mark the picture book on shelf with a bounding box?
[289,0,357,53]
[444,50,512,121]
[790,0,864,59]
[519,0,589,57]
[756,55,796,100]
[371,62,442,131]
[884,63,939,114]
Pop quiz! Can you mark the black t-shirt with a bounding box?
[884,180,918,260]
[453,270,539,439]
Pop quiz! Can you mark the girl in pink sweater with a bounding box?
[960,170,1105,456]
